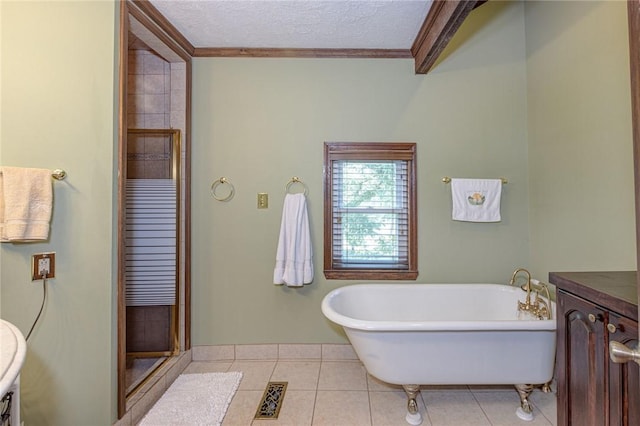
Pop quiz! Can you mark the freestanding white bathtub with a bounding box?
[321,283,556,425]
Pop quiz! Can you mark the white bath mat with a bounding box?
[139,372,242,426]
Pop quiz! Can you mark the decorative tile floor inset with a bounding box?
[254,382,288,419]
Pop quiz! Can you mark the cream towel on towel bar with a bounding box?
[273,193,313,287]
[451,178,502,222]
[0,167,53,241]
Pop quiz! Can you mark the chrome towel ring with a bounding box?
[211,177,235,201]
[285,177,308,195]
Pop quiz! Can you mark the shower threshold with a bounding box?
[125,356,167,396]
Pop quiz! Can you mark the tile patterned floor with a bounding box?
[181,360,557,426]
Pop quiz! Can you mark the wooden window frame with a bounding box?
[323,142,418,280]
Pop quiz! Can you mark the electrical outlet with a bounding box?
[32,252,55,280]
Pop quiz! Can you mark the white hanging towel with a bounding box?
[451,178,502,222]
[273,193,313,287]
[0,167,53,242]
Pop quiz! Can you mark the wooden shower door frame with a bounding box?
[117,0,193,418]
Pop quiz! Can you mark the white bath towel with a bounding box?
[0,167,53,242]
[451,178,502,222]
[273,193,313,287]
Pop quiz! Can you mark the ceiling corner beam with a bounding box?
[411,0,479,74]
[130,0,195,57]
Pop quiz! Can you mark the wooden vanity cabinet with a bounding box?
[608,313,639,426]
[551,271,639,426]
[556,290,607,426]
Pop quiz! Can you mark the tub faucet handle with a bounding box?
[510,268,532,306]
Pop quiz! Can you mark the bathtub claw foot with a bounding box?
[402,385,422,425]
[541,381,552,393]
[405,411,422,426]
[516,406,534,422]
[515,384,534,421]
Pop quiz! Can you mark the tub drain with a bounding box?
[254,382,288,419]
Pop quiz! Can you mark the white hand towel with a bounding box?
[0,167,53,242]
[451,178,502,222]
[273,193,313,287]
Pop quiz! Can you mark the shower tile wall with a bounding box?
[127,48,172,179]
[170,63,186,131]
[128,48,171,129]
[126,306,171,352]
[127,132,172,179]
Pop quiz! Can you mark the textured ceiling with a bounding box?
[148,0,433,50]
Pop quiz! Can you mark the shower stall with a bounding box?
[124,128,181,393]
[118,6,190,415]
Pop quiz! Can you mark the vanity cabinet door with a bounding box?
[607,314,640,426]
[557,290,607,426]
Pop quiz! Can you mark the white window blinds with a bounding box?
[324,142,417,280]
[331,159,410,269]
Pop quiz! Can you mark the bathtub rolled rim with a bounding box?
[321,283,557,332]
[328,318,557,332]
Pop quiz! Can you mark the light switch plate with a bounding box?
[258,193,268,209]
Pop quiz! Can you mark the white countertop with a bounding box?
[0,319,26,396]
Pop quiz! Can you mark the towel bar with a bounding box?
[51,169,67,180]
[0,168,67,181]
[442,176,507,184]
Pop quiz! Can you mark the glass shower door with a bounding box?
[124,128,181,394]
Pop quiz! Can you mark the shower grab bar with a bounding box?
[442,176,507,184]
[285,177,308,195]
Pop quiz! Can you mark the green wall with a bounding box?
[190,0,531,345]
[0,0,635,424]
[0,1,117,424]
[525,0,636,279]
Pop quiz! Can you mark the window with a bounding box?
[324,142,418,280]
